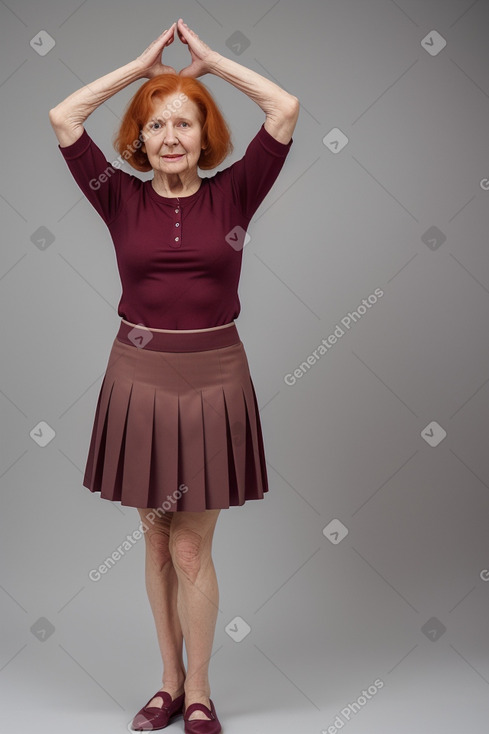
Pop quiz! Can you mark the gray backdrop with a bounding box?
[1,0,489,732]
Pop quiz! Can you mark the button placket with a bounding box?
[170,201,182,249]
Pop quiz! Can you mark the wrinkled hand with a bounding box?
[136,23,177,78]
[136,20,220,80]
[176,18,220,78]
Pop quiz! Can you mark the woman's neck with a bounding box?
[151,171,202,198]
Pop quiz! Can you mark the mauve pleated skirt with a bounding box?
[82,319,269,511]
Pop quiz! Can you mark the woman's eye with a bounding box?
[179,122,189,128]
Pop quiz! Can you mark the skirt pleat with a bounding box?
[243,377,269,498]
[177,388,206,510]
[122,381,156,507]
[83,374,113,493]
[221,383,247,505]
[82,329,270,510]
[149,389,179,508]
[101,378,133,500]
[199,385,231,511]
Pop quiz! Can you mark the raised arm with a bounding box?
[48,23,179,147]
[176,19,299,145]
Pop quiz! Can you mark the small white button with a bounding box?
[174,236,179,242]
[175,208,179,213]
[175,222,180,227]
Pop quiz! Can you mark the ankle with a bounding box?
[184,686,210,700]
[161,672,186,693]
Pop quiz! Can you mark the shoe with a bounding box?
[183,698,221,734]
[131,689,185,731]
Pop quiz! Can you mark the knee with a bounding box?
[146,529,172,572]
[170,528,206,582]
[138,509,172,572]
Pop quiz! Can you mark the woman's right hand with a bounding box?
[136,23,177,78]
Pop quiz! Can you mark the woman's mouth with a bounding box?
[163,154,184,160]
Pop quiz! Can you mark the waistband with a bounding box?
[115,319,241,352]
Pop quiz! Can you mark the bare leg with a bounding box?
[136,508,186,705]
[169,509,221,721]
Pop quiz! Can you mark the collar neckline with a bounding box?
[147,178,205,205]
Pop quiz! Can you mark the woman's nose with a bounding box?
[164,125,178,144]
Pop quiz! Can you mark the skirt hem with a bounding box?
[82,485,268,511]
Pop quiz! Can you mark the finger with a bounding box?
[179,19,192,34]
[163,24,176,47]
[177,17,190,41]
[177,25,187,43]
[151,24,173,47]
[181,20,195,35]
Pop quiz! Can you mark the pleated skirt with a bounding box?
[82,319,269,511]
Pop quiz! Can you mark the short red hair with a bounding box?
[113,74,233,172]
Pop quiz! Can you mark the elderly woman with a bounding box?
[49,18,298,734]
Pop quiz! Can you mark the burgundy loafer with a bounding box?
[183,698,221,734]
[131,689,185,731]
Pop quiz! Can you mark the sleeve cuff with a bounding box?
[258,122,293,156]
[58,127,91,160]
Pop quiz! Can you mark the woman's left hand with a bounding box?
[136,23,177,78]
[176,18,220,77]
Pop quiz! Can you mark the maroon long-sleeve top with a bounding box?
[58,123,293,330]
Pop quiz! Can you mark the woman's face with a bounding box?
[141,93,204,176]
